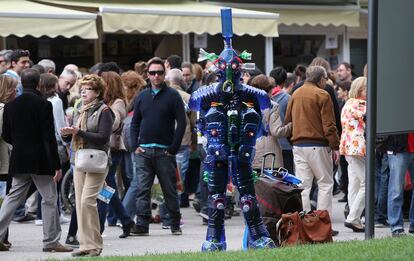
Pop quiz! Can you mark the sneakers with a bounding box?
[65,235,80,248]
[392,229,406,237]
[43,243,73,252]
[131,225,149,236]
[35,219,43,226]
[344,222,365,232]
[162,220,184,230]
[332,230,339,236]
[162,224,170,229]
[60,214,70,224]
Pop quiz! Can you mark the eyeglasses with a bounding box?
[148,70,164,76]
[81,87,96,92]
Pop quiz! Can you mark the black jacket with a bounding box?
[380,134,408,154]
[2,89,60,175]
[130,82,186,155]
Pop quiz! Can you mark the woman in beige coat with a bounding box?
[250,75,292,171]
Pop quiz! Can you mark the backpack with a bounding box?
[122,113,134,152]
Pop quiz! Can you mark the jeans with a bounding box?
[135,148,181,229]
[375,152,389,223]
[122,166,139,220]
[120,152,135,191]
[97,151,133,233]
[387,152,414,232]
[176,146,190,205]
[107,151,133,225]
[176,146,190,183]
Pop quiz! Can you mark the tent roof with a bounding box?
[35,0,280,37]
[0,0,97,39]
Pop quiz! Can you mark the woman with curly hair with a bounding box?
[121,70,147,113]
[61,74,114,257]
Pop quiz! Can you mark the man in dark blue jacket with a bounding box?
[130,57,186,236]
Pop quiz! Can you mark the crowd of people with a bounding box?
[0,48,413,256]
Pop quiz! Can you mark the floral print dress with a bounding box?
[339,98,367,156]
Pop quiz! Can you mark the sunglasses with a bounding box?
[148,70,164,76]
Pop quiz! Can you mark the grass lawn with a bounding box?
[59,236,414,261]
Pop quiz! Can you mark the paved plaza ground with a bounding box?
[2,193,412,260]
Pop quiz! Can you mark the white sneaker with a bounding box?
[35,219,43,226]
[60,214,70,224]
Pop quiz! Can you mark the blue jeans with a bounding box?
[375,152,389,223]
[120,152,135,191]
[107,151,133,225]
[176,146,190,206]
[122,165,139,220]
[97,151,133,233]
[135,148,181,229]
[176,146,190,185]
[387,152,414,232]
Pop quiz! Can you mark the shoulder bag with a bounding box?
[75,149,108,174]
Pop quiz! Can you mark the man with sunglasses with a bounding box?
[4,49,30,96]
[130,57,186,236]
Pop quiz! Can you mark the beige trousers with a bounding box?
[293,146,334,216]
[345,155,365,224]
[73,168,107,251]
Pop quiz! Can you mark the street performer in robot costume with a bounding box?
[189,8,276,251]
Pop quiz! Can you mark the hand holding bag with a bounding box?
[75,149,108,174]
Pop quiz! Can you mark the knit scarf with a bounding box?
[72,99,99,151]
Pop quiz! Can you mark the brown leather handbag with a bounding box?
[276,210,333,246]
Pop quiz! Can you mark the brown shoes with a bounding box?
[71,248,102,257]
[42,243,73,252]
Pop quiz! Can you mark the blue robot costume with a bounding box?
[189,8,276,251]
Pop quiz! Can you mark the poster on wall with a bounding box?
[194,33,207,49]
[325,34,338,49]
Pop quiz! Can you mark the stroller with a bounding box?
[243,152,303,248]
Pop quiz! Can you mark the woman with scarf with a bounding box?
[61,74,113,257]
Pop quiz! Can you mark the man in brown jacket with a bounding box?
[285,65,339,216]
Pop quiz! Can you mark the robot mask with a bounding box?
[198,8,253,93]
